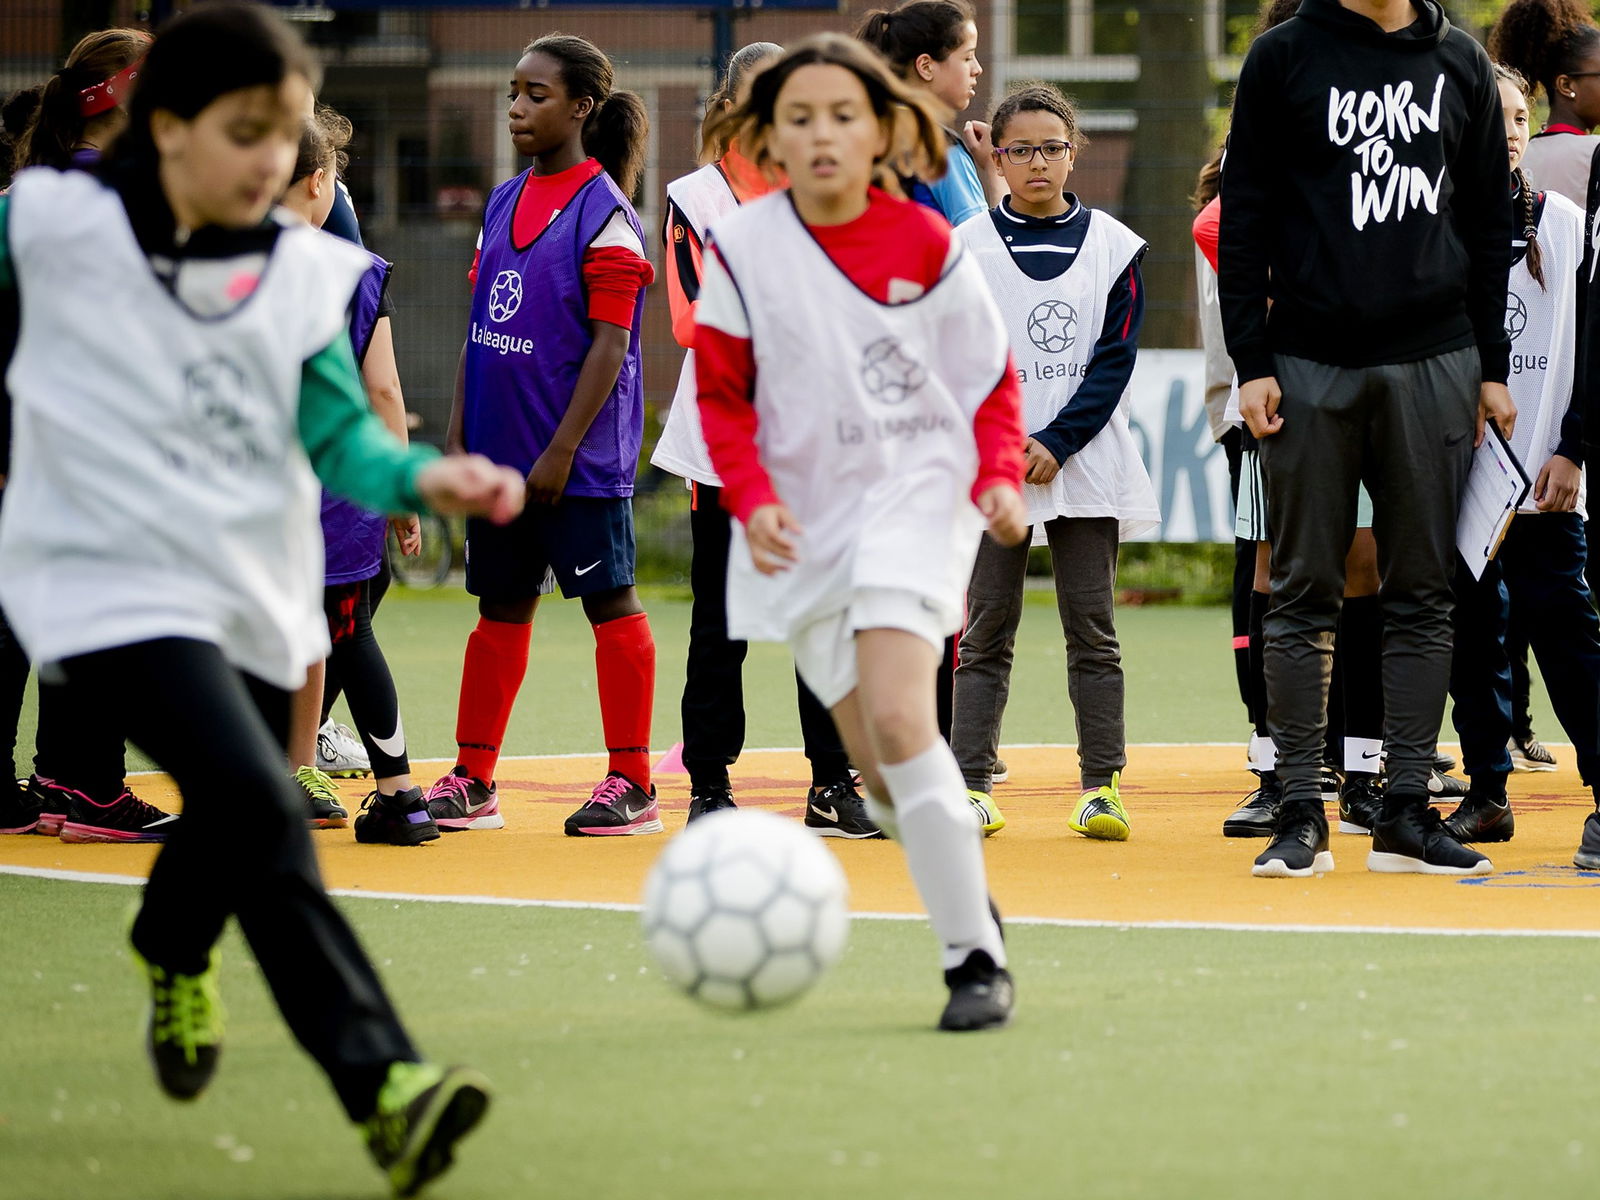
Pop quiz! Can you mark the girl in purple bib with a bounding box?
[424,34,662,837]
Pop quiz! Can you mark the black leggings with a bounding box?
[0,603,28,777]
[63,637,416,1122]
[321,575,408,778]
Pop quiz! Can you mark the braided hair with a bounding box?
[1496,63,1546,290]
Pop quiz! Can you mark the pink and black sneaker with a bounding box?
[424,766,504,831]
[59,786,178,843]
[564,772,662,837]
[1,778,40,835]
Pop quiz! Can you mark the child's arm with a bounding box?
[1028,256,1146,480]
[300,335,522,524]
[971,360,1028,547]
[526,212,655,504]
[663,198,705,351]
[360,315,422,554]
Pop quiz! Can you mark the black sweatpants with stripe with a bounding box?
[63,637,417,1122]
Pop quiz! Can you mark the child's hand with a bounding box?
[417,456,525,525]
[977,484,1027,547]
[525,447,574,505]
[1477,382,1516,447]
[747,503,803,575]
[1023,437,1061,485]
[1535,454,1581,512]
[390,515,422,557]
[962,121,995,168]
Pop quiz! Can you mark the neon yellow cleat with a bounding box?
[364,1062,492,1198]
[1069,771,1130,841]
[966,789,1005,837]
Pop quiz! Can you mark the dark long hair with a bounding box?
[11,27,149,173]
[707,33,948,190]
[524,33,648,197]
[107,2,318,178]
[855,0,974,77]
[1496,62,1546,290]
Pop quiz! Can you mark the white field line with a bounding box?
[3,863,1598,940]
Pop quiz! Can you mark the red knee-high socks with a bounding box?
[594,612,655,790]
[455,617,532,784]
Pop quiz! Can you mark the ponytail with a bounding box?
[855,1,974,77]
[1515,167,1546,290]
[586,90,648,198]
[699,41,783,164]
[11,27,148,174]
[524,33,649,198]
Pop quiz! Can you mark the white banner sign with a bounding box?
[1124,349,1233,543]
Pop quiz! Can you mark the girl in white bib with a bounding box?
[954,85,1157,842]
[0,5,520,1187]
[1444,65,1600,874]
[695,35,1027,1032]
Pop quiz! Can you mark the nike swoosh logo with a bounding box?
[464,797,496,815]
[574,560,602,576]
[370,721,406,759]
[1360,750,1380,761]
[622,802,647,820]
[812,804,839,822]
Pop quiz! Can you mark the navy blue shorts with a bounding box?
[465,497,636,601]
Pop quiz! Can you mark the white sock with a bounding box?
[1344,736,1382,775]
[863,793,899,840]
[1247,733,1278,772]
[878,742,1006,971]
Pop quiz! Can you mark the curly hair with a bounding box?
[1490,0,1600,99]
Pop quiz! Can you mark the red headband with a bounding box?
[78,59,142,118]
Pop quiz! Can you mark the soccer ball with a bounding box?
[641,809,849,1011]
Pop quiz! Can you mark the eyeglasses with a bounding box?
[996,140,1072,165]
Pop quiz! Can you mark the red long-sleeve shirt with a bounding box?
[695,188,1025,523]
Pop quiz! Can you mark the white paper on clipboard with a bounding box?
[1456,423,1531,581]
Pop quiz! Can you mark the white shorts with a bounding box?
[1234,449,1373,541]
[790,587,952,709]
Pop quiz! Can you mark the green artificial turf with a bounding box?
[3,873,1595,1200]
[4,586,1552,776]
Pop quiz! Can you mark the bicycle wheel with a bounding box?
[386,513,454,588]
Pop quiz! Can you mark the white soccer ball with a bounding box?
[641,809,849,1011]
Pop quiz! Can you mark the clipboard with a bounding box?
[1455,422,1531,581]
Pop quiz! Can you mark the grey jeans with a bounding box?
[951,516,1126,792]
[1259,349,1479,806]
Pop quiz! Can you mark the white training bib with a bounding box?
[959,208,1160,541]
[708,193,1011,643]
[0,167,370,688]
[1505,189,1586,517]
[650,163,741,487]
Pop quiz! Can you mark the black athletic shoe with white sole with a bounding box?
[938,949,1014,1032]
[803,780,883,839]
[1337,773,1384,834]
[1223,773,1281,838]
[1443,792,1514,844]
[687,785,736,825]
[1368,801,1491,875]
[1426,769,1470,799]
[1574,811,1600,870]
[1319,767,1341,805]
[1252,805,1333,877]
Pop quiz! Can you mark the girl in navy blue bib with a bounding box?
[425,34,662,837]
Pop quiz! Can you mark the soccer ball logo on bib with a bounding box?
[1504,292,1527,344]
[1026,299,1078,355]
[488,270,524,323]
[860,337,926,405]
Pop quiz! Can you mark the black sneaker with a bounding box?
[1251,804,1333,878]
[425,766,503,831]
[1319,766,1342,805]
[60,787,179,843]
[687,785,736,825]
[363,1062,492,1198]
[0,777,40,835]
[354,788,440,846]
[294,765,349,829]
[1223,773,1281,838]
[1433,750,1459,774]
[564,772,662,836]
[938,948,1014,1032]
[1337,773,1384,835]
[1574,811,1600,870]
[1369,800,1491,875]
[1426,769,1470,799]
[803,780,884,839]
[30,775,75,837]
[1443,791,1514,844]
[132,944,223,1101]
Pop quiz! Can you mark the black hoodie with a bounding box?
[1218,0,1511,387]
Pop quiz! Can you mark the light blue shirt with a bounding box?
[925,141,988,227]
